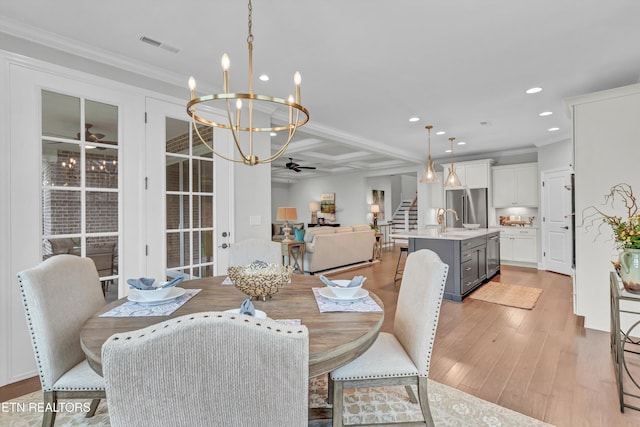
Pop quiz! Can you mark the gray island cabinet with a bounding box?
[392,229,500,302]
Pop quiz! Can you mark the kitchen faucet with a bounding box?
[436,208,460,233]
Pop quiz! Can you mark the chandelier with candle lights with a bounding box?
[186,0,310,165]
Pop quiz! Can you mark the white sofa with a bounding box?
[302,224,376,273]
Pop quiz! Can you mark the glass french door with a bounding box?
[145,98,231,280]
[41,90,120,292]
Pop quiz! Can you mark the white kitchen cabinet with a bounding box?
[492,163,538,207]
[442,159,493,189]
[500,228,537,265]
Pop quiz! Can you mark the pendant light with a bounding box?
[444,137,461,187]
[419,125,439,183]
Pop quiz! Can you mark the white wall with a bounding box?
[417,169,445,228]
[570,83,640,332]
[286,173,369,226]
[390,176,402,215]
[271,182,291,222]
[538,139,573,172]
[232,111,273,242]
[401,174,417,201]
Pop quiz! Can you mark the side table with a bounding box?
[610,271,640,412]
[282,241,305,274]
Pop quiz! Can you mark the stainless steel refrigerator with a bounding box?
[445,188,488,228]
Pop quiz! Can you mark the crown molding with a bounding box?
[0,17,190,89]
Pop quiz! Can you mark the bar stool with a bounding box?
[394,245,409,283]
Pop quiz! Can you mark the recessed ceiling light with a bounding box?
[270,132,277,137]
[457,141,466,145]
[436,131,446,135]
[526,87,542,94]
[259,74,269,81]
[548,127,559,132]
[409,117,420,122]
[539,111,553,116]
[445,149,452,153]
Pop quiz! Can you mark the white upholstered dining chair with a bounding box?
[330,249,449,427]
[228,238,282,266]
[102,311,309,427]
[16,254,106,427]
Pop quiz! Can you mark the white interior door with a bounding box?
[542,168,572,275]
[145,98,232,280]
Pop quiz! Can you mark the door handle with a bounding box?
[562,226,569,230]
[221,231,230,237]
[219,243,229,249]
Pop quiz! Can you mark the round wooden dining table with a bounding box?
[80,275,384,378]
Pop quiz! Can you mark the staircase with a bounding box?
[390,197,418,235]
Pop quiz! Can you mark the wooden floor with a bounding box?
[4,245,640,426]
[327,245,640,427]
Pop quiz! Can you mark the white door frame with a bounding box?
[4,60,145,386]
[540,167,573,275]
[145,97,233,280]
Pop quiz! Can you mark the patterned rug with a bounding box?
[0,376,552,426]
[468,281,543,310]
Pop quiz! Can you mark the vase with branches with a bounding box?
[583,183,640,293]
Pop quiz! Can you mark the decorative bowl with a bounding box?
[228,262,293,300]
[462,223,481,230]
[134,285,173,301]
[325,279,363,299]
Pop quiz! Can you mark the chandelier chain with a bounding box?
[247,0,254,44]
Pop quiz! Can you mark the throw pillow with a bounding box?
[294,228,305,241]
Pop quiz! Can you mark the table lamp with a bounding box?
[276,207,298,243]
[308,201,321,224]
[371,204,380,227]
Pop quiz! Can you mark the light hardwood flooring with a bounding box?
[327,245,640,427]
[3,245,640,426]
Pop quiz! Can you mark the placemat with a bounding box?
[99,289,201,317]
[312,287,382,313]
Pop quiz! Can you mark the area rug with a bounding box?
[0,377,552,426]
[468,281,543,310]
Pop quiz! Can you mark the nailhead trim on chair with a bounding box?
[108,311,307,343]
[18,272,105,392]
[423,266,448,376]
[17,274,49,390]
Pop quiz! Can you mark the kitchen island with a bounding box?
[392,228,500,301]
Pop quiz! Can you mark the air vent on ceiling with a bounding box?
[139,36,180,54]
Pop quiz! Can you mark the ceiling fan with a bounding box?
[285,158,316,173]
[77,123,106,142]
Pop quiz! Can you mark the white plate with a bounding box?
[318,287,369,301]
[127,287,186,305]
[225,308,267,319]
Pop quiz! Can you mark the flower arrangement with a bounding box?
[583,183,640,250]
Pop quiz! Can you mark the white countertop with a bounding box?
[390,228,499,241]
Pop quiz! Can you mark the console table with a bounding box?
[308,223,341,228]
[610,271,640,412]
[282,241,305,273]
